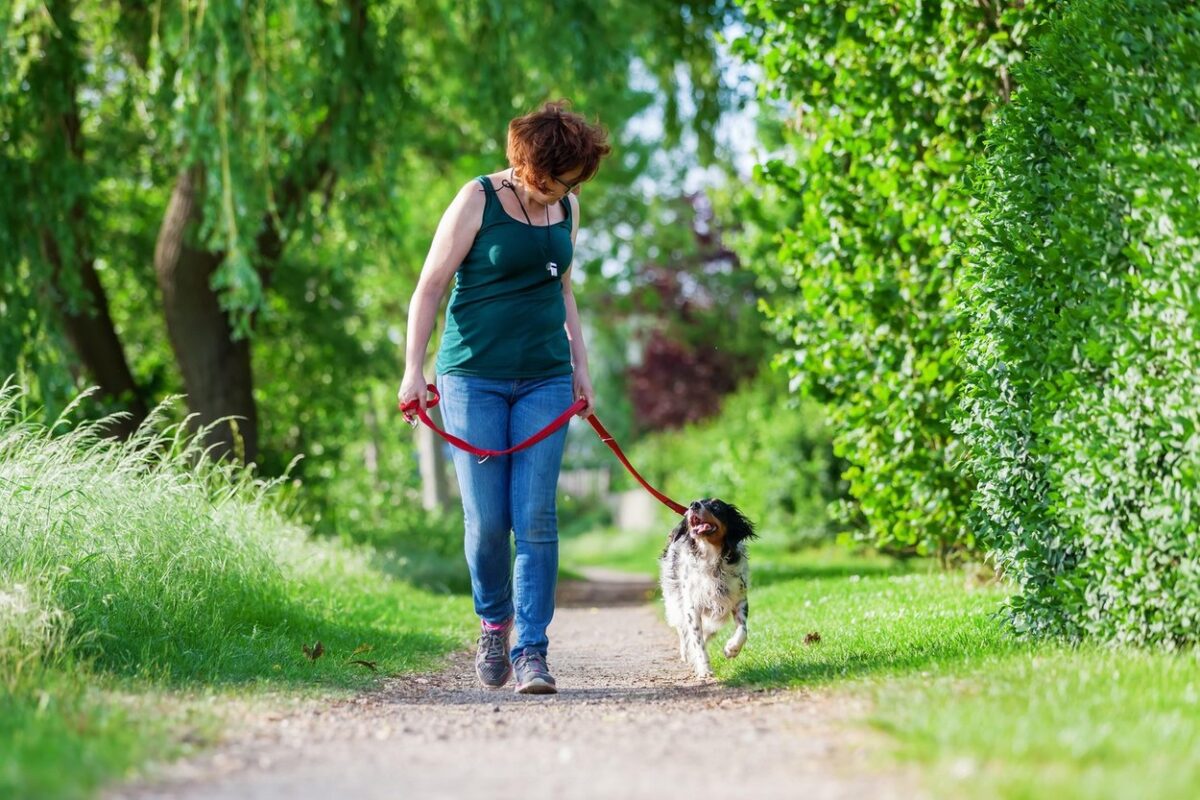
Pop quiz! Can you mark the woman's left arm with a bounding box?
[563,192,595,417]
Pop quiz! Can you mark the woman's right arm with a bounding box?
[398,181,486,411]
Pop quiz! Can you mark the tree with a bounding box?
[2,0,147,432]
[626,192,763,430]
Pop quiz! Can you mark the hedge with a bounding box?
[960,0,1200,646]
[733,0,1047,560]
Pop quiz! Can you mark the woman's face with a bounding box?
[527,165,586,205]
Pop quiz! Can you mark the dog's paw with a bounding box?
[693,668,715,681]
[723,641,743,659]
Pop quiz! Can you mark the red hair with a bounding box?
[507,100,611,191]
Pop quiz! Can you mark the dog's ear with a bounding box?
[724,503,757,546]
[721,504,757,564]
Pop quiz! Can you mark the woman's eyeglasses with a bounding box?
[551,174,583,193]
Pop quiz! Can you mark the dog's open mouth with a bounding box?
[688,513,717,537]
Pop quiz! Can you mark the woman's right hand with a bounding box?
[398,371,429,414]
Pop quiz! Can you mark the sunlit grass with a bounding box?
[875,645,1200,800]
[722,560,1008,685]
[728,551,1200,800]
[0,382,471,799]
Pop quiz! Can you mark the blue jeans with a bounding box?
[436,373,573,660]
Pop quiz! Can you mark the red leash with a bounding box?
[400,384,687,516]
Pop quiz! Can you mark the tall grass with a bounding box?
[0,380,470,798]
[2,381,301,681]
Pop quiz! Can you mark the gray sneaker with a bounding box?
[475,620,512,688]
[513,648,557,694]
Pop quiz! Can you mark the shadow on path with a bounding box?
[555,567,657,607]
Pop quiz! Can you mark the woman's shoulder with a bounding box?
[451,178,491,206]
[480,171,510,190]
[440,179,488,233]
[456,174,504,207]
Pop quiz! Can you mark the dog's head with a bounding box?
[671,498,757,562]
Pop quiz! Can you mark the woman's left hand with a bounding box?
[573,370,596,418]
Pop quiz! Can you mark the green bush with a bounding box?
[960,0,1200,645]
[733,0,1047,560]
[623,370,845,545]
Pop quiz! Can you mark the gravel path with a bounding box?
[111,570,920,800]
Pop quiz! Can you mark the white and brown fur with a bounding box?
[659,498,756,679]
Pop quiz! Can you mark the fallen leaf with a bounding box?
[804,631,822,646]
[348,659,378,671]
[352,643,374,655]
[302,641,325,661]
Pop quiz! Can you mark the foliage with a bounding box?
[0,0,106,418]
[0,381,471,797]
[732,1,1046,561]
[578,184,771,442]
[622,370,846,544]
[959,0,1200,646]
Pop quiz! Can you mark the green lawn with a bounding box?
[560,533,1200,800]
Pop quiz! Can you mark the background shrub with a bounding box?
[732,0,1046,561]
[960,0,1200,646]
[623,370,846,545]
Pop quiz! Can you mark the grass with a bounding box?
[0,384,472,799]
[559,533,1200,800]
[875,644,1200,800]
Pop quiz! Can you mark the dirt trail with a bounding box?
[111,570,920,800]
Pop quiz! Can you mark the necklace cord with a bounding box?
[503,170,557,275]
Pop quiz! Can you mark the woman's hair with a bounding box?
[507,100,611,191]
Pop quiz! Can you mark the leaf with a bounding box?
[352,643,374,655]
[348,659,378,671]
[302,641,325,661]
[804,631,822,645]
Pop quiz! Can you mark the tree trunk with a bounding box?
[146,0,365,465]
[41,231,149,438]
[154,168,259,463]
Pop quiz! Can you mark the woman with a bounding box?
[397,101,610,694]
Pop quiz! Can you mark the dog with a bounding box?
[659,498,756,679]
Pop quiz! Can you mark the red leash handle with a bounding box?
[399,383,687,516]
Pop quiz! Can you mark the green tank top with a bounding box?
[435,175,575,379]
